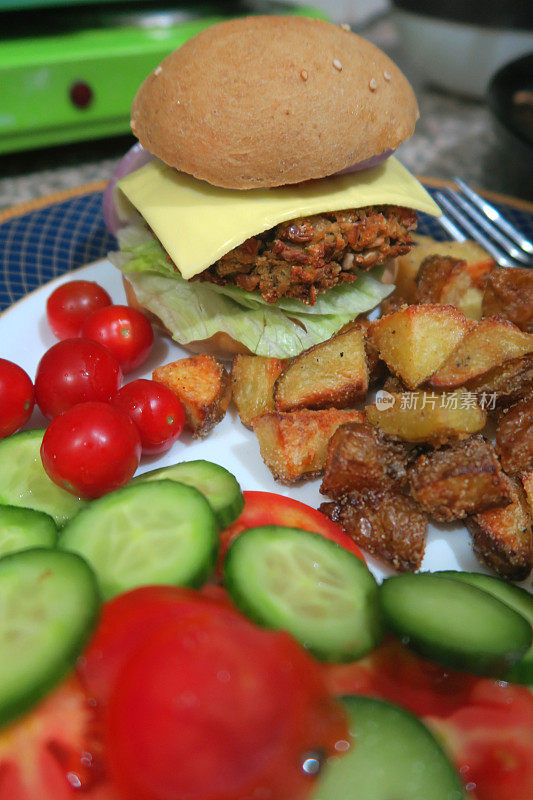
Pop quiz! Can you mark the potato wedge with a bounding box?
[366,391,486,446]
[414,255,491,320]
[370,304,471,389]
[274,327,368,412]
[396,233,494,302]
[409,436,512,521]
[252,409,364,483]
[321,494,427,572]
[429,317,533,389]
[482,267,533,333]
[231,355,287,427]
[466,354,533,405]
[320,420,410,499]
[153,355,231,437]
[466,475,532,582]
[496,397,533,474]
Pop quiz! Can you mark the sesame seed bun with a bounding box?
[131,16,419,190]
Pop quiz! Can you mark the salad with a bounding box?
[0,278,531,800]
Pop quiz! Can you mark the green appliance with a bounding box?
[0,1,326,154]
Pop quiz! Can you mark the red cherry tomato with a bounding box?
[78,586,232,705]
[40,401,141,498]
[46,280,112,340]
[111,379,185,454]
[105,603,347,800]
[0,359,35,438]
[218,491,364,573]
[82,306,154,373]
[35,338,122,420]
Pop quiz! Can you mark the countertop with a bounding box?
[0,13,530,212]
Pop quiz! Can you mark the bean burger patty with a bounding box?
[193,205,417,304]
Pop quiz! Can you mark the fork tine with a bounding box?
[454,177,533,256]
[434,192,517,268]
[447,189,532,266]
[436,212,468,242]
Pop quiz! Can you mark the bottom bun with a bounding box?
[123,258,398,360]
[122,277,252,359]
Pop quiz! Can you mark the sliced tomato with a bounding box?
[218,491,363,572]
[105,607,347,800]
[325,637,533,800]
[0,675,116,800]
[78,585,232,706]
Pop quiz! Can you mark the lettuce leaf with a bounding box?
[111,228,393,358]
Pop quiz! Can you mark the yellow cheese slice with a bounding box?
[117,157,441,280]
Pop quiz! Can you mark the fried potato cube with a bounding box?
[366,391,486,446]
[369,305,471,389]
[520,472,533,514]
[496,398,533,474]
[320,420,409,499]
[273,327,368,412]
[414,255,491,320]
[321,494,427,572]
[429,317,533,389]
[396,233,494,303]
[466,354,533,405]
[466,475,532,582]
[153,355,231,437]
[252,409,364,483]
[482,267,533,333]
[230,355,287,427]
[409,436,512,521]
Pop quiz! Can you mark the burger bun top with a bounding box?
[131,16,419,190]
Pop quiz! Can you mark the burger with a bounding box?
[109,15,440,359]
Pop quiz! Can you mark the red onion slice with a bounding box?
[334,149,395,175]
[103,143,154,235]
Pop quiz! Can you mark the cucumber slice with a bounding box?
[59,480,218,600]
[380,573,532,676]
[133,460,244,529]
[224,526,383,662]
[0,505,57,558]
[0,430,86,527]
[311,695,465,800]
[434,570,533,684]
[0,548,99,727]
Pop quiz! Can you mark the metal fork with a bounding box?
[434,178,533,269]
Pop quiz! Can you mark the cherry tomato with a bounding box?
[40,401,141,499]
[46,280,112,340]
[105,603,347,800]
[35,339,122,420]
[82,306,154,373]
[0,359,35,438]
[218,491,364,572]
[78,586,232,705]
[111,379,185,454]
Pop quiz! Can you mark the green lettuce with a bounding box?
[111,228,393,358]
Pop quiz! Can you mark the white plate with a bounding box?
[0,258,511,584]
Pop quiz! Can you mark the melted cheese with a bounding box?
[117,157,441,280]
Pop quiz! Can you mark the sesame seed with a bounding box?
[176,99,181,105]
[300,69,308,81]
[130,118,136,130]
[154,65,162,76]
[384,70,391,81]
[340,23,350,31]
[369,77,378,91]
[333,59,342,71]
